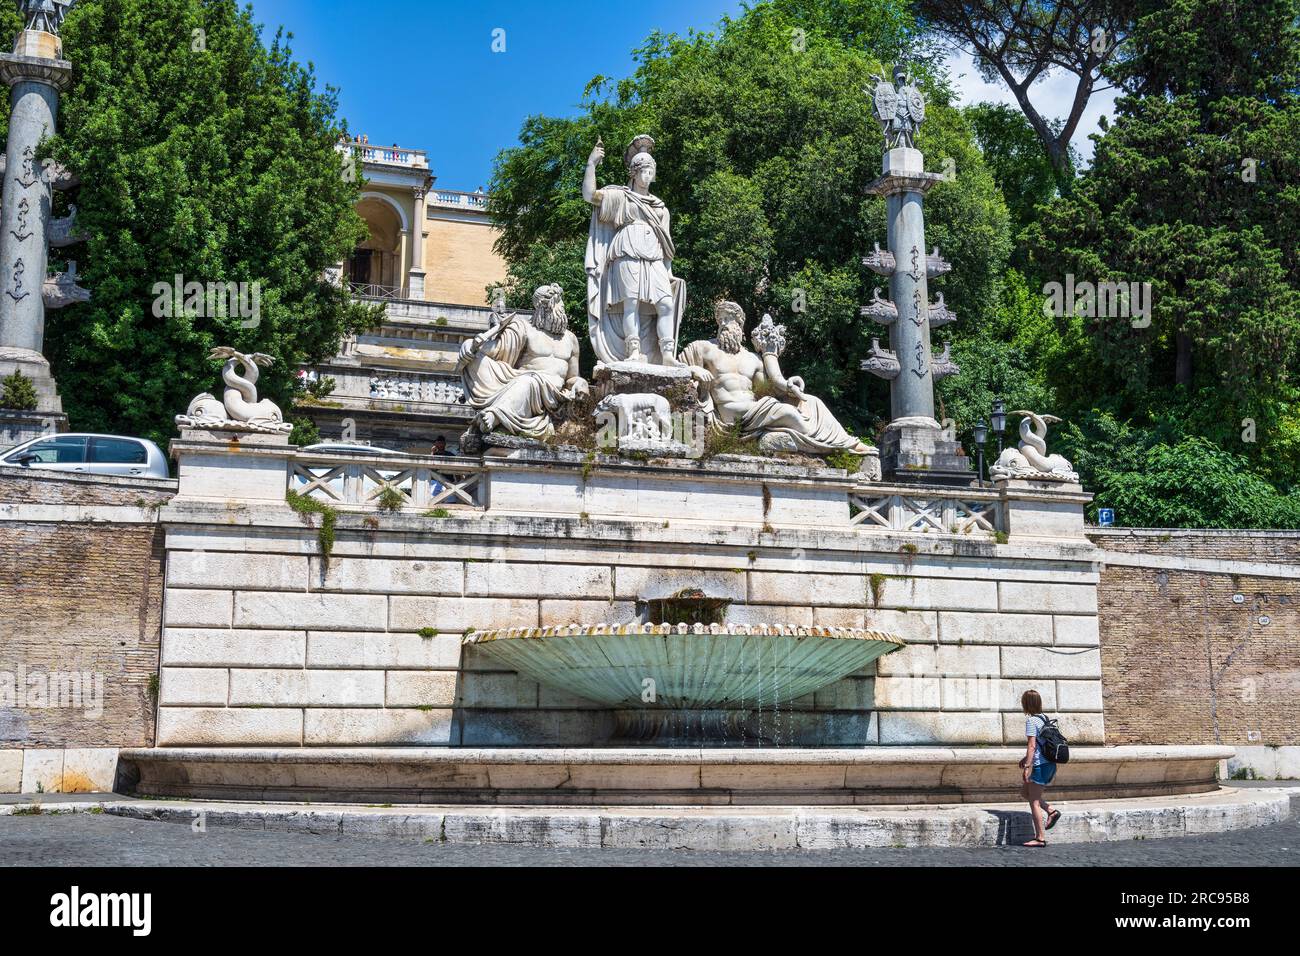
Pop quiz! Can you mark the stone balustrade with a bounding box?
[849,484,1004,535]
[342,142,428,169]
[428,188,488,211]
[368,371,465,406]
[289,446,483,511]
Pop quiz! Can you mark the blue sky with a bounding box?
[245,0,1113,188]
[246,0,747,189]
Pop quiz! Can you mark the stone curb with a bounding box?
[2,787,1288,850]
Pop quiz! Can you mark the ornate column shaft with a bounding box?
[871,147,942,423]
[860,65,972,485]
[0,37,70,355]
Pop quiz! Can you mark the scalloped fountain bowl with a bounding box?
[464,622,905,743]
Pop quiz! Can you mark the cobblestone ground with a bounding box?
[0,812,1295,866]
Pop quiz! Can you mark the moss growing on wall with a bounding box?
[286,490,338,571]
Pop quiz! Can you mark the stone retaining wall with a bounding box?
[155,501,1105,748]
[1089,529,1300,755]
[0,467,176,791]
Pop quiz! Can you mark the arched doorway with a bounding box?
[347,195,405,296]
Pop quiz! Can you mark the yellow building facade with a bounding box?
[297,140,512,453]
[339,139,508,306]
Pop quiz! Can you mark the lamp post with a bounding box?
[991,398,1007,455]
[973,419,988,488]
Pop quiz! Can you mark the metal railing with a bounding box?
[346,281,409,301]
[289,449,484,512]
[848,484,1004,535]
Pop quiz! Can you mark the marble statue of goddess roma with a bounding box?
[682,301,875,456]
[583,134,686,367]
[457,284,589,440]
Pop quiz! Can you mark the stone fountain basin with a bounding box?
[464,623,904,709]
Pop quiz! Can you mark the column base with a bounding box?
[879,416,974,486]
[406,269,426,300]
[0,346,65,415]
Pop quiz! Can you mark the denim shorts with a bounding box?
[1029,762,1057,786]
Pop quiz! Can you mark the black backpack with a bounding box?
[1035,713,1071,764]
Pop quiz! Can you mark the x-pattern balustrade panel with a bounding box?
[289,455,483,511]
[849,489,1004,534]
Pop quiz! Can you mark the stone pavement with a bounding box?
[0,811,1295,866]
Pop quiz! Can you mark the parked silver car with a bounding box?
[2,433,170,479]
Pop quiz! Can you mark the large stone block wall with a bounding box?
[1090,529,1300,749]
[155,504,1105,748]
[0,468,175,791]
[422,215,508,307]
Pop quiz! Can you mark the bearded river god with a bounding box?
[457,284,589,440]
[583,134,686,367]
[682,301,875,456]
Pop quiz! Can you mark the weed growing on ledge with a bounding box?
[376,487,405,513]
[424,508,451,519]
[702,422,763,459]
[286,490,338,570]
[994,530,1009,545]
[417,628,439,640]
[868,572,888,609]
[824,449,863,473]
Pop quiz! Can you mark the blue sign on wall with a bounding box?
[1097,508,1115,527]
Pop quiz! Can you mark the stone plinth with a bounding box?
[878,415,974,486]
[169,429,295,503]
[999,478,1092,539]
[117,745,1232,805]
[591,360,700,456]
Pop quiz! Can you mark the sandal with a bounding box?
[1022,839,1047,848]
[1045,809,1061,831]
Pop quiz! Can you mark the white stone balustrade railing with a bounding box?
[848,484,1005,535]
[369,372,466,406]
[429,189,488,211]
[342,142,429,169]
[289,449,484,511]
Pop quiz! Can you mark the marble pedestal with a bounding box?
[591,360,701,457]
[879,415,974,486]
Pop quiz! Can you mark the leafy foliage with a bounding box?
[40,0,376,450]
[1057,414,1300,528]
[1029,0,1300,503]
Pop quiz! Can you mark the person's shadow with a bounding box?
[988,809,1038,846]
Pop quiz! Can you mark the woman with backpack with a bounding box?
[1020,689,1064,847]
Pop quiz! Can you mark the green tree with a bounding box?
[1028,0,1300,498]
[965,103,1068,241]
[39,0,374,448]
[489,0,1012,435]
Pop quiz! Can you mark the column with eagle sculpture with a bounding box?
[859,65,972,485]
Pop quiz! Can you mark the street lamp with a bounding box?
[973,419,988,487]
[991,398,1007,454]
